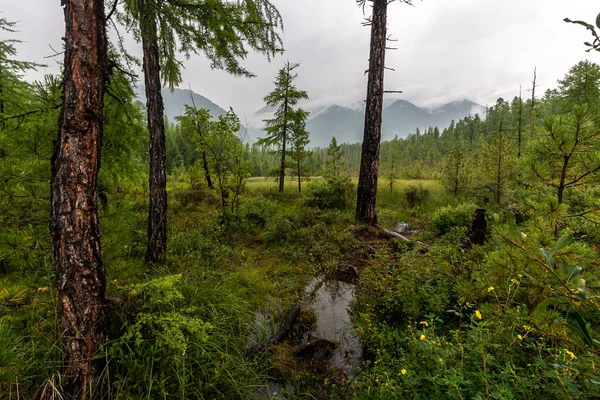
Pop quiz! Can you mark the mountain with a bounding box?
[306,105,364,147]
[429,99,486,128]
[136,86,484,147]
[382,100,435,140]
[134,86,227,122]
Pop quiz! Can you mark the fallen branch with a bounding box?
[378,225,431,249]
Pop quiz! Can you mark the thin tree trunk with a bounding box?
[50,0,107,397]
[518,85,523,158]
[558,156,570,204]
[530,67,537,138]
[356,0,387,225]
[297,158,301,192]
[279,96,288,193]
[139,0,167,264]
[202,150,214,189]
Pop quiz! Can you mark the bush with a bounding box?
[109,275,261,399]
[303,176,354,210]
[430,202,477,236]
[241,196,276,229]
[404,184,430,208]
[262,213,300,245]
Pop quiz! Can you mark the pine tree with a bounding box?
[482,132,513,205]
[442,149,466,196]
[525,106,600,204]
[50,1,108,397]
[257,61,309,192]
[326,136,344,176]
[118,0,283,262]
[288,108,310,192]
[0,17,44,126]
[558,60,600,113]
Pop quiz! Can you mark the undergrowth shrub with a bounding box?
[303,175,354,210]
[241,195,277,230]
[430,202,478,236]
[109,274,263,399]
[404,184,430,208]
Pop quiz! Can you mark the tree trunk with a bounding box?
[530,67,537,138]
[202,150,214,190]
[558,155,570,204]
[297,158,301,192]
[356,0,387,225]
[279,96,288,193]
[140,0,168,264]
[518,86,523,158]
[50,0,107,397]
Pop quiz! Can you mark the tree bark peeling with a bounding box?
[50,0,108,397]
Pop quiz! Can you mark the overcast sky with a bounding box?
[4,0,599,120]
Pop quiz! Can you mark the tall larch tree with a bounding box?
[288,108,311,192]
[50,0,108,397]
[355,0,412,225]
[118,0,283,263]
[257,61,309,192]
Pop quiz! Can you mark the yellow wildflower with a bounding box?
[487,286,495,292]
[400,369,407,375]
[564,349,577,360]
[517,334,523,340]
[522,325,531,331]
[419,321,429,327]
[475,310,482,320]
[420,334,426,341]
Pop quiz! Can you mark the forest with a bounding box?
[2,1,600,399]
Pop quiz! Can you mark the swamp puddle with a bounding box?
[252,277,363,398]
[303,277,363,375]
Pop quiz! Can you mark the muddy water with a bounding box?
[304,277,363,376]
[251,277,363,399]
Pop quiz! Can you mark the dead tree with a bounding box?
[356,0,411,225]
[50,0,108,397]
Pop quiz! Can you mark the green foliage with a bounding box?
[0,317,25,392]
[257,62,309,191]
[441,149,467,196]
[288,108,311,191]
[404,184,430,208]
[119,0,283,87]
[303,175,355,211]
[524,106,600,204]
[430,202,478,236]
[326,136,344,176]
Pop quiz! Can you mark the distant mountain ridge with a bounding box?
[138,86,485,147]
[134,86,227,122]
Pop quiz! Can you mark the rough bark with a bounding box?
[356,0,387,225]
[50,0,108,397]
[139,0,168,264]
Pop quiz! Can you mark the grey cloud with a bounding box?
[5,0,599,117]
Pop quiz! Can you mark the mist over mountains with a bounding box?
[136,86,485,148]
